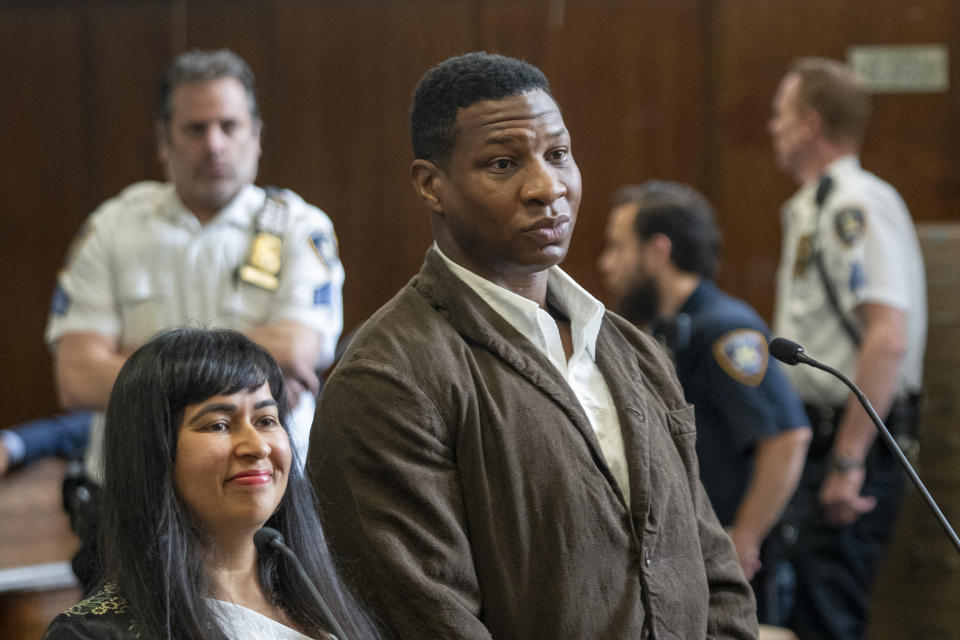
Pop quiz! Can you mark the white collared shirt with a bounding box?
[436,246,631,506]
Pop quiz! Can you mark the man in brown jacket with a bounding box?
[308,52,757,639]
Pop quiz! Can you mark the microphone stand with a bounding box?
[796,351,960,554]
[255,527,351,640]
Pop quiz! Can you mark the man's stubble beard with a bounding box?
[616,277,660,328]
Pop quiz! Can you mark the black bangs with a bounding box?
[168,335,275,409]
[116,327,290,438]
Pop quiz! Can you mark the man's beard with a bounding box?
[616,278,660,328]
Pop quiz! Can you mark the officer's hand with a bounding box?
[280,361,321,410]
[286,361,321,398]
[728,527,762,580]
[283,376,307,409]
[819,468,876,525]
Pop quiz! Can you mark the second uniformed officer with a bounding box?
[769,57,926,640]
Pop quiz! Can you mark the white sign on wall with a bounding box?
[847,44,949,93]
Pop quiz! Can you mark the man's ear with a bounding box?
[253,119,264,158]
[649,233,674,266]
[801,106,823,140]
[411,159,445,215]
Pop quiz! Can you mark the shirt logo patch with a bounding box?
[313,283,331,306]
[712,329,768,387]
[309,231,338,271]
[50,283,70,316]
[834,207,866,246]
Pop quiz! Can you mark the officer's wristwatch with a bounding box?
[827,452,866,473]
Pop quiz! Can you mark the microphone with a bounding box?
[769,337,960,554]
[254,527,351,640]
[768,337,815,366]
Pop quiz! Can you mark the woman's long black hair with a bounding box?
[98,327,381,639]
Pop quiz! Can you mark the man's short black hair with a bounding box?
[616,180,722,280]
[410,51,552,167]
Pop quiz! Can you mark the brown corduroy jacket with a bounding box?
[308,248,757,640]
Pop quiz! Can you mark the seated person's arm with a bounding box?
[53,333,126,411]
[0,412,92,475]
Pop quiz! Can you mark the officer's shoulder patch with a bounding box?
[712,329,768,387]
[833,205,866,246]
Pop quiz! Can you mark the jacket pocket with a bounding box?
[665,404,702,491]
[665,404,696,437]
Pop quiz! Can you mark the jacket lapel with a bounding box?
[413,248,627,506]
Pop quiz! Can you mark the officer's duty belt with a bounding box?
[803,392,921,453]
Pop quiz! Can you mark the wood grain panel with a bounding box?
[0,8,87,423]
[541,0,706,296]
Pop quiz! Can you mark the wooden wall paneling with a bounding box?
[84,3,173,207]
[551,0,706,298]
[1,2,177,423]
[842,0,960,222]
[1,8,88,422]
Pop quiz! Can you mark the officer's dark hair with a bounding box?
[615,180,722,280]
[789,57,871,148]
[157,49,260,127]
[410,51,552,167]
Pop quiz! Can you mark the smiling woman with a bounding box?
[174,381,291,547]
[42,328,380,640]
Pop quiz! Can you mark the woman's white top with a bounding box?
[208,598,334,640]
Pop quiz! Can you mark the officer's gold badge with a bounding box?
[239,231,283,290]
